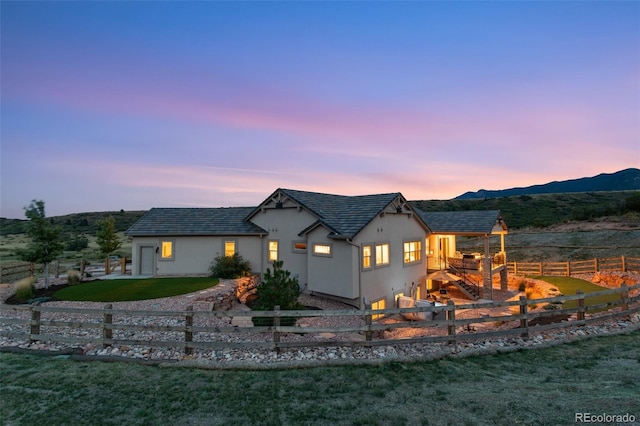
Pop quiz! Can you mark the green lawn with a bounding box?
[533,276,620,311]
[1,331,639,425]
[53,277,219,302]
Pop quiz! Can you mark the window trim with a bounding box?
[312,243,333,257]
[159,239,175,261]
[223,239,238,257]
[268,240,279,262]
[361,243,373,271]
[374,242,390,268]
[403,239,422,266]
[371,298,386,320]
[292,241,308,253]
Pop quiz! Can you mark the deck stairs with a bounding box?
[448,265,481,300]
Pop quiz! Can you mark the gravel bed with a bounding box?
[2,277,640,368]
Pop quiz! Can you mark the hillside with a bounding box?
[412,191,640,229]
[0,210,146,236]
[456,168,640,200]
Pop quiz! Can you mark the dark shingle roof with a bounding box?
[261,188,408,239]
[416,209,506,235]
[125,207,267,236]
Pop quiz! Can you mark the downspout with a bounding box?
[346,238,362,309]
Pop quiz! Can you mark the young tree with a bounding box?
[252,261,302,326]
[96,215,122,257]
[255,260,301,311]
[18,200,64,288]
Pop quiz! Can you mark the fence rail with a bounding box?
[0,262,35,283]
[508,256,640,276]
[1,284,638,354]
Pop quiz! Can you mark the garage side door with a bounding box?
[140,246,155,275]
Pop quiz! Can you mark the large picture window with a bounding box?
[403,240,421,264]
[375,243,390,267]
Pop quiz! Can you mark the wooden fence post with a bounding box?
[538,262,543,275]
[513,261,518,276]
[447,300,456,348]
[121,258,126,275]
[594,258,598,273]
[80,259,85,278]
[621,256,626,273]
[519,296,529,338]
[30,303,41,342]
[364,302,372,345]
[30,262,35,277]
[576,290,585,323]
[566,261,570,277]
[103,303,113,348]
[185,305,193,355]
[620,283,629,312]
[273,305,281,353]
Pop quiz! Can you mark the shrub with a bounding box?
[517,280,527,292]
[253,261,302,326]
[66,235,89,251]
[67,270,81,285]
[14,277,36,302]
[525,287,534,299]
[209,253,252,279]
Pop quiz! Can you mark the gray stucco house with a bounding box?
[126,188,508,307]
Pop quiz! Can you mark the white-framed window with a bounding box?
[268,240,279,262]
[375,243,390,267]
[292,241,307,253]
[403,240,422,264]
[160,240,174,260]
[224,240,237,257]
[362,244,372,270]
[313,243,332,257]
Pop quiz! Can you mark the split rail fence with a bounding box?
[1,284,638,355]
[508,256,640,276]
[0,262,35,284]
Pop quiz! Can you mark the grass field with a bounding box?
[53,277,219,302]
[1,331,639,425]
[535,276,620,312]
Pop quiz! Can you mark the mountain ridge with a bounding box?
[455,168,640,200]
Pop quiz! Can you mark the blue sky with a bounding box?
[1,1,638,218]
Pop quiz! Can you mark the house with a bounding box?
[126,188,508,307]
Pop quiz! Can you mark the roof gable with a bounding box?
[248,188,424,239]
[125,207,267,236]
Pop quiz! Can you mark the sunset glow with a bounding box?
[1,2,638,218]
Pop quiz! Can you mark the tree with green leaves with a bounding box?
[96,215,122,256]
[18,200,64,288]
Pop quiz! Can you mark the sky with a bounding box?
[1,1,639,219]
